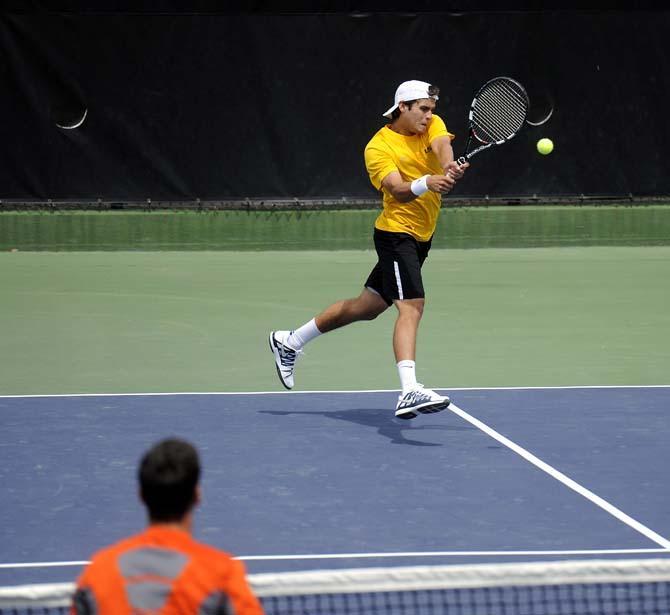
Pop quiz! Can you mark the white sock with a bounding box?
[397,360,417,394]
[287,318,322,350]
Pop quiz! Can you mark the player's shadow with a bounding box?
[259,407,473,447]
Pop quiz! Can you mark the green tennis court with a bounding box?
[1,207,668,396]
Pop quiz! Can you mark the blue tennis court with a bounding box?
[2,386,669,587]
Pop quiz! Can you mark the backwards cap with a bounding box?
[382,80,438,118]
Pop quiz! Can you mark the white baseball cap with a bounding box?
[382,80,439,118]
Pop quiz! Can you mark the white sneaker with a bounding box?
[395,385,450,420]
[269,331,301,390]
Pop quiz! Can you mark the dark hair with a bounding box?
[139,438,201,522]
[391,101,415,120]
[390,84,440,120]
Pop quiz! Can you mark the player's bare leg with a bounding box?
[315,288,389,333]
[270,288,388,389]
[393,298,449,419]
[392,298,423,362]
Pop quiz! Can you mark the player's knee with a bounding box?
[361,307,383,321]
[414,299,425,317]
[352,292,387,321]
[397,298,424,318]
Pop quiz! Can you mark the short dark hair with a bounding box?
[139,438,201,522]
[390,85,440,120]
[391,101,415,120]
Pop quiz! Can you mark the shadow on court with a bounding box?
[260,408,474,447]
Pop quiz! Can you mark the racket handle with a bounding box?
[457,155,468,166]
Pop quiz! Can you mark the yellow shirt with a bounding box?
[364,114,455,242]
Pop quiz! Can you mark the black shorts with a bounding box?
[364,228,432,305]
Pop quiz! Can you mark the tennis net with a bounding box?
[2,558,670,614]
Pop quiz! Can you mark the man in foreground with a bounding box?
[73,438,263,614]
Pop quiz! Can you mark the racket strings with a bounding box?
[473,97,526,142]
[472,80,528,143]
[479,81,528,125]
[474,98,525,140]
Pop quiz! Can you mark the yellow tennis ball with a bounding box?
[537,138,554,155]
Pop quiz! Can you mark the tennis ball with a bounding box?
[537,138,554,155]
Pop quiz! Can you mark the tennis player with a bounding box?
[72,438,263,614]
[270,80,467,419]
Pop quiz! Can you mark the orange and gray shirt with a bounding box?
[364,114,455,242]
[72,526,263,614]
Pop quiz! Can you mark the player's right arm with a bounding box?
[380,171,456,203]
[71,559,107,615]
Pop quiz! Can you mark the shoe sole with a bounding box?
[268,332,293,390]
[395,398,450,420]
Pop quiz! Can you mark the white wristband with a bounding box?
[410,175,430,197]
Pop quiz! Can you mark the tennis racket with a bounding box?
[457,76,529,166]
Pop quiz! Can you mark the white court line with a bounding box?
[0,561,89,569]
[0,385,669,399]
[3,549,670,569]
[447,402,670,550]
[240,548,670,561]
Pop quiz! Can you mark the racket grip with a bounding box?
[457,155,468,166]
